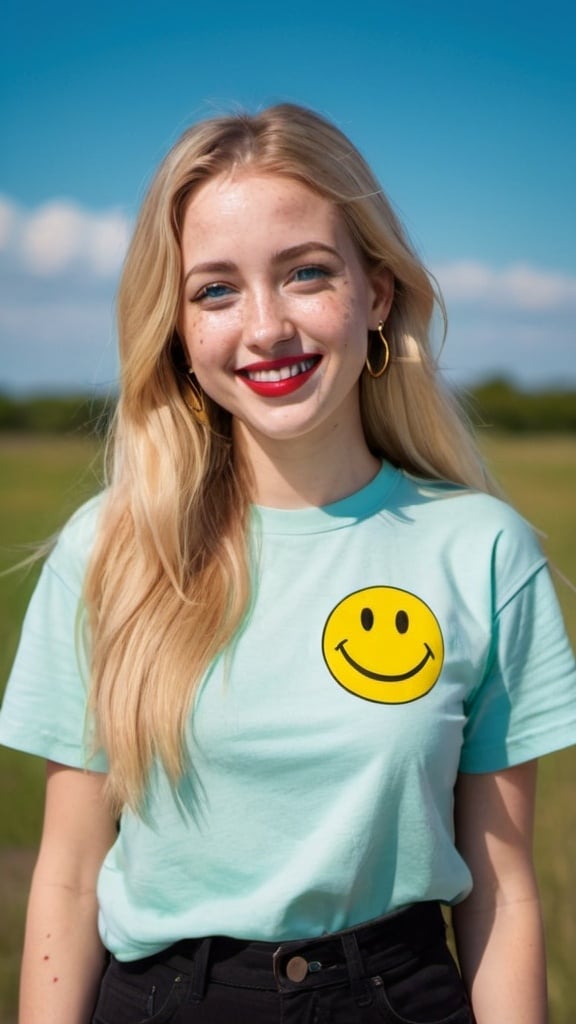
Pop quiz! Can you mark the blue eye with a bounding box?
[293,265,329,282]
[195,282,233,301]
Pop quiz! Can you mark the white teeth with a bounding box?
[245,358,316,382]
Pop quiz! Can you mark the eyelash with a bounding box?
[192,282,234,302]
[291,264,331,282]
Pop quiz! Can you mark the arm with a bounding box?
[19,761,117,1024]
[452,761,547,1024]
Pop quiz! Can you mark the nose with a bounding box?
[243,288,295,352]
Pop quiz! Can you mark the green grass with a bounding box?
[0,433,575,1023]
[0,849,35,1023]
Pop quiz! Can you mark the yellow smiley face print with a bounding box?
[322,586,444,704]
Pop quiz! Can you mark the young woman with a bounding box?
[1,104,575,1024]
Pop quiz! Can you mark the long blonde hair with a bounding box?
[85,103,493,812]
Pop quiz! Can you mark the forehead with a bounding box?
[180,171,344,244]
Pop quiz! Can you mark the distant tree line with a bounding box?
[462,378,576,433]
[0,378,574,435]
[0,393,113,437]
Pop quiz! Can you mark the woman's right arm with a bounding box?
[19,761,117,1024]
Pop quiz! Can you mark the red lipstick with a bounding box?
[236,355,321,397]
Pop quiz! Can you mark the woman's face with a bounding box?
[179,171,393,453]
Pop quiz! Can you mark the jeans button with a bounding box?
[286,955,308,982]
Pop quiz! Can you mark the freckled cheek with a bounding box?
[183,315,239,364]
[299,296,347,333]
[312,300,359,340]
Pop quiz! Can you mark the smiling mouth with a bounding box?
[335,641,434,681]
[237,355,322,396]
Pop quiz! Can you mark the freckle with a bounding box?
[46,933,51,939]
[43,955,50,961]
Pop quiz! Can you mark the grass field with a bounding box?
[0,432,575,1022]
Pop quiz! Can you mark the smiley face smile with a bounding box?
[335,640,434,682]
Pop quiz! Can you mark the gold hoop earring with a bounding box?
[183,369,209,426]
[365,321,390,379]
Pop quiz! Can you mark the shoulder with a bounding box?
[395,474,546,600]
[59,492,106,544]
[397,472,539,541]
[45,492,107,593]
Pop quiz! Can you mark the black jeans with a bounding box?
[91,902,473,1023]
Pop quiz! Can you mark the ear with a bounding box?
[367,268,394,330]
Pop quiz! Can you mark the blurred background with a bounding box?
[1,1,575,1020]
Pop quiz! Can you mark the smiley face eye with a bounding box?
[360,607,374,631]
[395,610,409,634]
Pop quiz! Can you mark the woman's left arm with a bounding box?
[452,761,548,1024]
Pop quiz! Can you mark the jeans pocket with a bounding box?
[91,958,188,1024]
[367,974,473,1023]
[364,940,474,1024]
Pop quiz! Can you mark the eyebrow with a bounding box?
[183,242,342,283]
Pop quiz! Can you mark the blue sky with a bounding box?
[1,0,575,394]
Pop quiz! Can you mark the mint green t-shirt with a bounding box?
[1,464,576,960]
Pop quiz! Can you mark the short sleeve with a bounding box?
[0,497,108,772]
[460,563,576,772]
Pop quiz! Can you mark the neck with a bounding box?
[233,419,381,509]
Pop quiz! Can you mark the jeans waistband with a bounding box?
[123,901,446,997]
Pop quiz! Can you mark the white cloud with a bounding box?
[433,260,576,312]
[89,213,131,275]
[20,202,87,274]
[0,195,131,278]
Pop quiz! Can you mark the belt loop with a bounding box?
[340,931,372,1008]
[189,937,212,1002]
